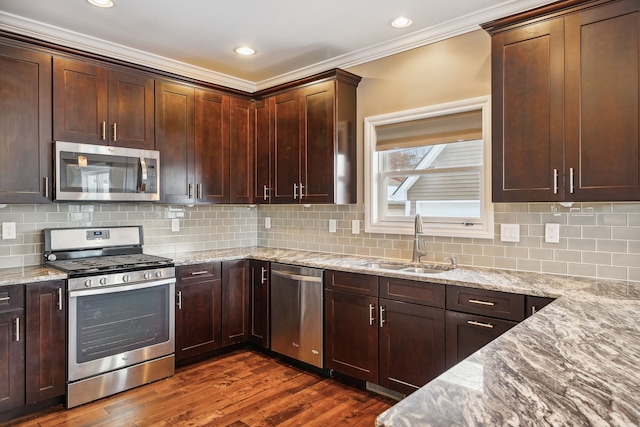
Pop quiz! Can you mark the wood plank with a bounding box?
[8,349,396,426]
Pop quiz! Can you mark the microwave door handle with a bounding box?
[139,157,148,192]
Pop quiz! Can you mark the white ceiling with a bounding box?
[0,0,555,92]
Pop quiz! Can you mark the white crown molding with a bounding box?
[1,0,553,93]
[0,11,258,92]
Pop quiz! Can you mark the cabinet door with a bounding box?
[0,44,52,203]
[0,310,25,412]
[565,0,640,201]
[222,260,249,346]
[378,299,445,395]
[445,310,517,369]
[107,69,155,149]
[155,80,195,204]
[249,260,270,347]
[175,264,222,361]
[491,17,565,202]
[300,81,335,203]
[25,280,66,404]
[526,295,555,317]
[271,91,301,203]
[229,97,254,204]
[53,57,108,144]
[195,89,229,203]
[254,99,271,203]
[325,289,378,383]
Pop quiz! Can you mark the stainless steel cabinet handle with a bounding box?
[188,183,194,199]
[177,290,182,310]
[299,182,304,199]
[260,267,267,284]
[112,122,117,142]
[469,299,495,306]
[263,185,269,201]
[531,306,538,315]
[14,317,20,342]
[293,183,298,200]
[57,287,63,311]
[101,121,106,140]
[44,177,49,198]
[379,305,386,328]
[190,271,209,276]
[467,320,494,329]
[197,183,203,199]
[369,303,375,326]
[0,296,10,302]
[553,169,558,194]
[570,167,575,194]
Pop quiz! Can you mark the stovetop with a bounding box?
[46,253,174,276]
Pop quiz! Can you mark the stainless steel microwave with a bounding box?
[54,141,160,202]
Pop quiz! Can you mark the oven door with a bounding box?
[68,278,175,382]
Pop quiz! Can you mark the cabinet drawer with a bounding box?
[177,262,222,284]
[379,277,445,308]
[0,285,24,311]
[325,270,378,296]
[446,285,525,321]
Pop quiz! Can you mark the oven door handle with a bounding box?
[68,278,176,298]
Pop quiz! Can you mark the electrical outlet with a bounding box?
[265,217,271,229]
[351,220,360,235]
[500,224,520,242]
[328,219,337,233]
[171,218,180,232]
[545,223,560,243]
[2,222,16,240]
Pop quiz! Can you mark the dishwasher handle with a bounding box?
[271,269,322,283]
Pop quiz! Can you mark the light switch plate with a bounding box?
[500,224,520,242]
[2,222,16,240]
[545,223,560,243]
[265,217,271,229]
[328,219,337,233]
[171,218,180,232]
[351,220,360,235]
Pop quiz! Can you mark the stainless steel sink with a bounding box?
[364,262,452,274]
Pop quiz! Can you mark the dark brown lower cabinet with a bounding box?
[526,295,555,317]
[25,280,66,404]
[325,289,378,383]
[378,299,445,395]
[249,260,270,348]
[222,260,249,346]
[175,263,222,362]
[445,310,517,368]
[0,285,25,412]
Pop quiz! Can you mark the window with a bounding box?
[364,96,493,238]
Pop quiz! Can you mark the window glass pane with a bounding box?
[379,140,482,173]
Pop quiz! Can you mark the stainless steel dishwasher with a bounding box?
[270,263,324,368]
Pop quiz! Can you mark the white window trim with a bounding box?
[364,96,494,239]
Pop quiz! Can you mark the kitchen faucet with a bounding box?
[412,214,428,263]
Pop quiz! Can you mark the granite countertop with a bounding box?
[3,247,639,425]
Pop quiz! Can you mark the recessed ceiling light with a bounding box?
[391,17,413,28]
[86,0,115,8]
[234,47,256,56]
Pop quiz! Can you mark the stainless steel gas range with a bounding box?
[43,226,175,408]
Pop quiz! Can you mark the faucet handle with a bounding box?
[445,256,458,267]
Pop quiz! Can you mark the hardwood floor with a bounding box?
[7,349,396,426]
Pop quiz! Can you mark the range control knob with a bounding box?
[144,272,152,280]
[84,279,93,288]
[122,274,130,283]
[155,271,163,278]
[99,277,108,286]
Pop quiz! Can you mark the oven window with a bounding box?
[75,285,170,364]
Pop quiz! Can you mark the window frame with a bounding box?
[364,96,493,238]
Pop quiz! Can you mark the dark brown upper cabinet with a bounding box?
[53,57,155,149]
[0,42,52,203]
[254,70,361,204]
[485,0,640,202]
[229,97,254,204]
